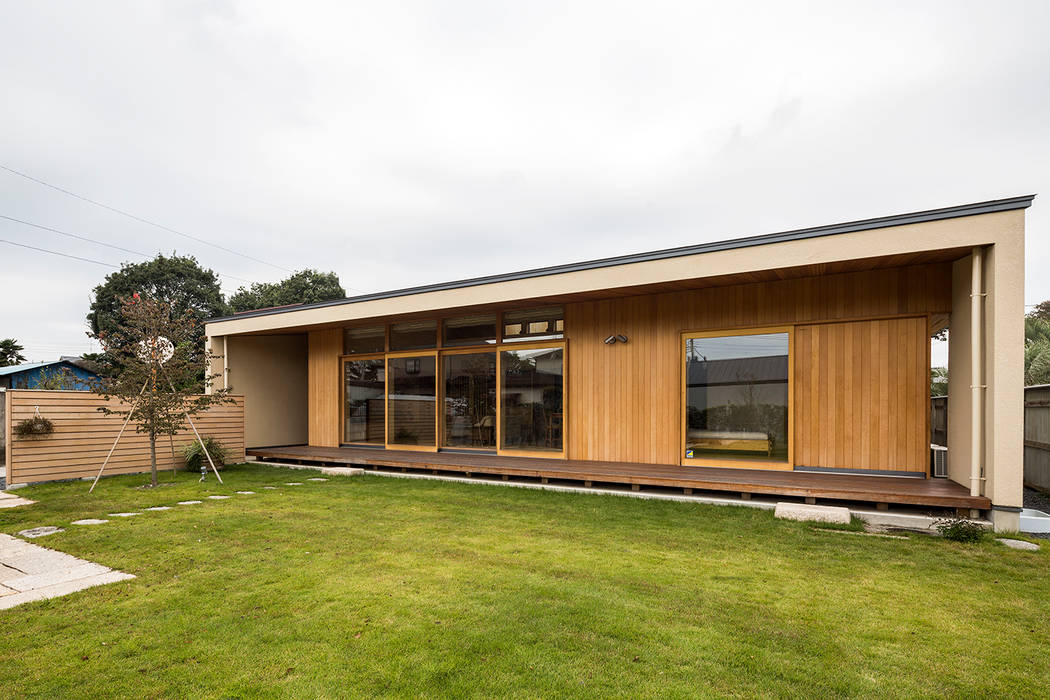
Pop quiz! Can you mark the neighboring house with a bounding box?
[204,195,1033,531]
[0,360,97,390]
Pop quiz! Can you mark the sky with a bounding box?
[1,1,1048,366]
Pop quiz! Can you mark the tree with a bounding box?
[228,269,345,312]
[92,294,232,488]
[930,366,949,396]
[87,255,226,377]
[0,338,26,366]
[1025,316,1050,386]
[1029,300,1050,322]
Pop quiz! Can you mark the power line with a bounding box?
[0,163,294,273]
[0,214,148,258]
[0,238,118,267]
[0,213,254,284]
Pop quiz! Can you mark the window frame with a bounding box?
[679,325,794,471]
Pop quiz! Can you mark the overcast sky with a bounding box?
[1,1,1048,365]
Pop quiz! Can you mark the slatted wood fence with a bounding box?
[3,390,244,485]
[1025,385,1050,493]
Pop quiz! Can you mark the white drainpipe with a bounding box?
[970,246,985,497]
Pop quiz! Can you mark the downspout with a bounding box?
[223,336,229,391]
[970,246,985,497]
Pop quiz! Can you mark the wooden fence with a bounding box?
[1025,385,1050,493]
[4,390,244,485]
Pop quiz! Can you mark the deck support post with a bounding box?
[805,497,817,505]
[584,481,592,488]
[876,503,889,511]
[502,475,508,481]
[631,484,640,492]
[541,477,548,484]
[740,493,751,501]
[683,488,692,495]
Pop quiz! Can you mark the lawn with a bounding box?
[0,463,1047,698]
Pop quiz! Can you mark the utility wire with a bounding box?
[0,213,254,284]
[0,163,294,273]
[0,238,118,267]
[0,214,148,258]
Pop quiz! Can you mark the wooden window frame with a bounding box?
[385,349,440,452]
[497,340,568,459]
[339,353,387,448]
[336,317,568,458]
[680,325,794,471]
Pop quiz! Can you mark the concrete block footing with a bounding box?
[774,502,851,525]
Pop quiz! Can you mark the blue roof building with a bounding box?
[0,360,98,390]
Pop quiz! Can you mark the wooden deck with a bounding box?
[246,445,991,510]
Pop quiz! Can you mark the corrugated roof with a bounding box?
[0,360,71,376]
[206,194,1036,325]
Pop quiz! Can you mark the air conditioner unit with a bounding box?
[930,444,948,478]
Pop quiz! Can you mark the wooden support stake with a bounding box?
[89,379,149,493]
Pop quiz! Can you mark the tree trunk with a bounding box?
[149,432,158,487]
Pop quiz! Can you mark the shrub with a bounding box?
[13,416,54,438]
[182,436,228,473]
[934,516,986,543]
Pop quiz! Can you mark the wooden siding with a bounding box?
[793,317,928,472]
[6,390,244,485]
[565,263,949,466]
[308,328,342,447]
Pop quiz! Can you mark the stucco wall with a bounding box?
[226,334,308,448]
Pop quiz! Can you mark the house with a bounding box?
[0,360,97,390]
[204,195,1034,531]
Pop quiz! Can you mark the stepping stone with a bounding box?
[108,512,141,517]
[321,467,364,477]
[71,519,109,526]
[774,502,851,525]
[145,506,172,511]
[997,538,1040,551]
[236,491,255,495]
[177,500,202,505]
[263,486,279,490]
[207,495,230,500]
[0,497,35,509]
[18,527,64,539]
[285,482,303,486]
[307,477,328,482]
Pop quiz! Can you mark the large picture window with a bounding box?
[501,347,563,452]
[388,355,437,446]
[442,352,497,448]
[344,359,385,445]
[683,330,790,466]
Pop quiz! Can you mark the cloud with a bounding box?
[0,0,1047,361]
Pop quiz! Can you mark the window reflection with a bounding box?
[501,347,563,451]
[684,333,789,462]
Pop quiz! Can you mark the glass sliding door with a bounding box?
[343,358,385,445]
[387,354,437,447]
[500,346,564,452]
[683,329,791,468]
[442,352,497,449]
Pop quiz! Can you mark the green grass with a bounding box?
[1,463,1047,698]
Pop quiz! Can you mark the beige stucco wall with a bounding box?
[225,334,308,448]
[946,212,1025,530]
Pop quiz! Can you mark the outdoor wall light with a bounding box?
[616,335,628,344]
[603,335,617,345]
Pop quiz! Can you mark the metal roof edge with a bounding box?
[206,194,1035,325]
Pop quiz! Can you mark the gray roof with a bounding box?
[208,194,1035,324]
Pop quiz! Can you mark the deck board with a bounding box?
[246,445,990,510]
